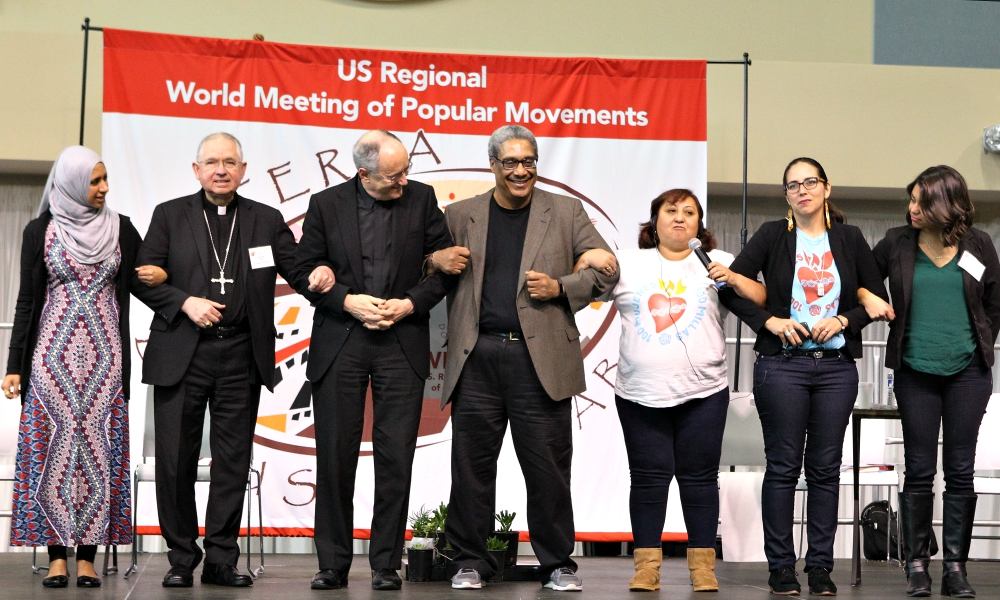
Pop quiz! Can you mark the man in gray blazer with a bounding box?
[429,125,617,591]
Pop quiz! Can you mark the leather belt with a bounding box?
[783,349,844,359]
[201,322,250,339]
[484,331,523,341]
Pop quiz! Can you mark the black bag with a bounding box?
[860,500,938,561]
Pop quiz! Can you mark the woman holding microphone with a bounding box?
[725,158,888,596]
[577,188,764,592]
[859,166,1000,598]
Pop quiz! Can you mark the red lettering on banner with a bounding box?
[267,162,310,204]
[314,149,350,187]
[283,469,317,507]
[103,29,706,141]
[409,129,441,165]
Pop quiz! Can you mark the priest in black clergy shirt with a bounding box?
[135,132,335,589]
[291,129,454,591]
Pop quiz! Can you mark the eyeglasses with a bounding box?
[784,177,826,194]
[199,158,242,170]
[374,162,412,184]
[493,157,537,171]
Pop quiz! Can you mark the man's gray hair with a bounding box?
[353,130,402,172]
[487,125,538,159]
[196,132,244,162]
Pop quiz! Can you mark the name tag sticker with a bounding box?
[249,246,275,269]
[958,251,985,282]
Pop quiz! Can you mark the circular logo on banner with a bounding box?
[252,170,618,456]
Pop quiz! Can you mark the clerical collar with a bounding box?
[201,191,240,215]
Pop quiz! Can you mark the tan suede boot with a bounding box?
[629,547,662,591]
[687,547,719,592]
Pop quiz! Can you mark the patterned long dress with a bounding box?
[10,223,132,547]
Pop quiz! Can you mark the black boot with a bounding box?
[940,493,977,598]
[899,492,934,597]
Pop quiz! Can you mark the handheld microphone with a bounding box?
[688,238,726,288]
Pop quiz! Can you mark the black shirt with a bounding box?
[357,180,393,299]
[201,193,246,326]
[479,195,530,334]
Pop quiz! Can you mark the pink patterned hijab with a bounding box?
[38,146,119,264]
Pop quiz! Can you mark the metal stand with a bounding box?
[707,54,751,391]
[79,18,103,146]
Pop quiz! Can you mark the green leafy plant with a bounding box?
[486,535,509,551]
[409,505,433,538]
[410,541,429,550]
[430,502,448,534]
[495,510,516,532]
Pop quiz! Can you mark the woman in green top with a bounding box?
[861,165,1000,598]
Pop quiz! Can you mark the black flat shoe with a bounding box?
[311,569,341,590]
[76,575,102,588]
[371,568,402,590]
[201,562,253,587]
[162,565,194,587]
[42,574,69,588]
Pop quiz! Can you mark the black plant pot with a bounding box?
[492,531,520,567]
[488,550,507,582]
[433,532,448,565]
[406,548,434,582]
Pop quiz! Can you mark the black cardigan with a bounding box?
[872,225,1000,370]
[6,211,146,403]
[724,219,889,358]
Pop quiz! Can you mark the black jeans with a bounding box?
[753,353,858,572]
[616,389,729,548]
[895,355,992,495]
[154,331,261,569]
[447,334,576,582]
[48,545,97,562]
[312,327,425,574]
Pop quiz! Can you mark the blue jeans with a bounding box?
[753,353,858,572]
[616,389,729,548]
[895,355,993,495]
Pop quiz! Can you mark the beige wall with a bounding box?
[3,0,999,191]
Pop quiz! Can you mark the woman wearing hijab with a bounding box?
[3,147,165,588]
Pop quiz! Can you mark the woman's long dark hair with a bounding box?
[638,189,716,251]
[906,165,973,247]
[783,157,845,226]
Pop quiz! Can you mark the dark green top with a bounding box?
[902,250,975,375]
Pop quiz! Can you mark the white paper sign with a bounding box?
[248,245,275,269]
[959,251,986,282]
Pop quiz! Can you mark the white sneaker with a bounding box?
[543,567,582,591]
[451,568,483,589]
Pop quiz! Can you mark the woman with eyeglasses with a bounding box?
[575,189,765,593]
[3,147,166,588]
[724,157,889,596]
[857,166,1000,598]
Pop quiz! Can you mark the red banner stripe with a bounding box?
[103,29,706,142]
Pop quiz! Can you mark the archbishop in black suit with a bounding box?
[291,130,453,591]
[135,133,329,588]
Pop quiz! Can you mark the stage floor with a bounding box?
[3,553,999,599]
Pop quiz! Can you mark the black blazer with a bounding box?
[725,219,889,358]
[291,176,453,382]
[872,225,1000,370]
[135,191,318,391]
[6,211,148,402]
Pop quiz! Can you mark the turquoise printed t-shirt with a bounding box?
[790,229,844,350]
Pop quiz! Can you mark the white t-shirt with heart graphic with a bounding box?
[611,247,734,408]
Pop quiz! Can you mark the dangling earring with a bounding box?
[786,208,794,231]
[824,201,831,229]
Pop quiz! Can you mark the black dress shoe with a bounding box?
[371,568,402,590]
[162,566,194,588]
[311,569,341,590]
[201,562,253,587]
[42,574,69,588]
[77,575,102,588]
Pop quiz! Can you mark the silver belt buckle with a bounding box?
[812,350,823,359]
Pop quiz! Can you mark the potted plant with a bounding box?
[407,541,434,582]
[486,536,509,582]
[493,510,520,568]
[408,506,436,550]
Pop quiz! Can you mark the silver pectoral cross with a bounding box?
[212,271,234,295]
